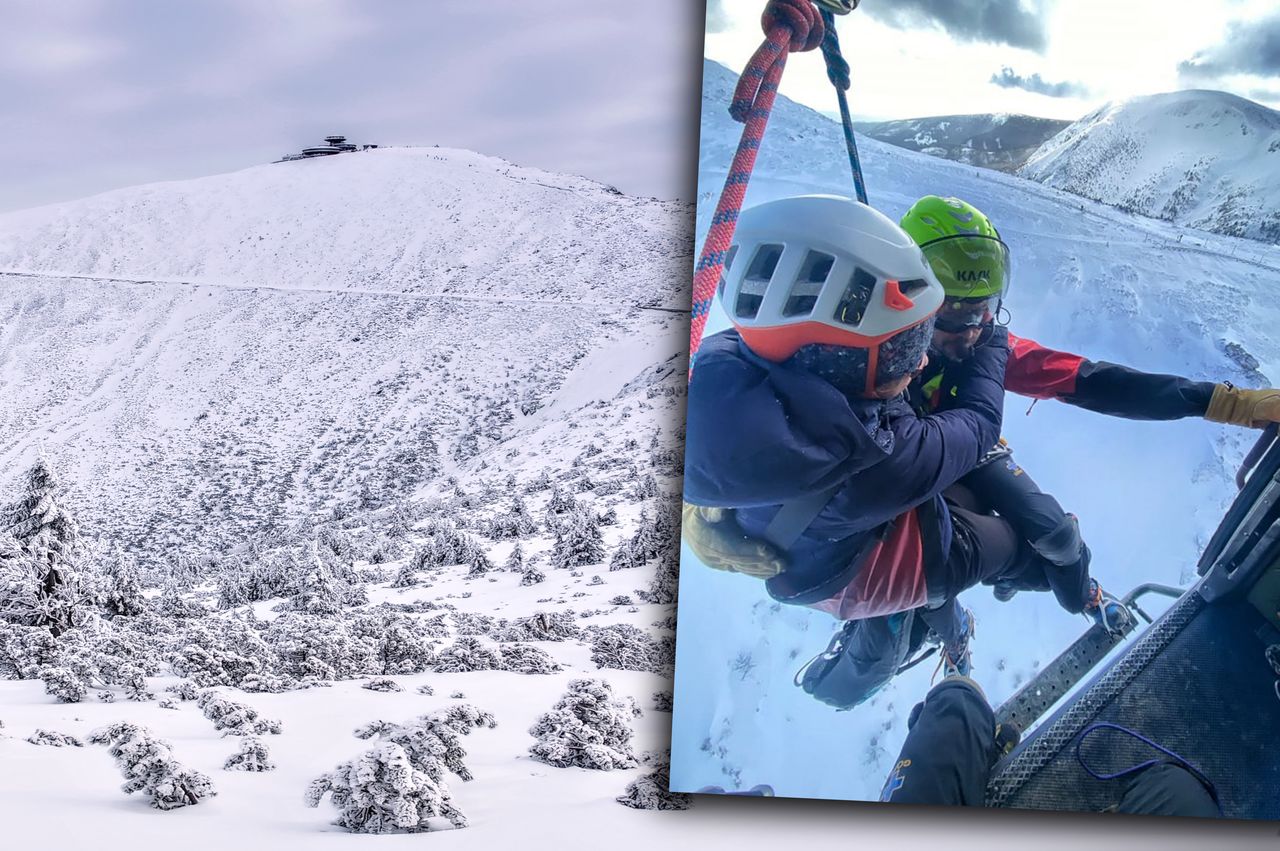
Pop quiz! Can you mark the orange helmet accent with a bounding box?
[882,280,915,312]
[738,317,932,363]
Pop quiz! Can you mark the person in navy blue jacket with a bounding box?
[683,195,1057,678]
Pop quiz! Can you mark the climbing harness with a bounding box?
[688,0,864,375]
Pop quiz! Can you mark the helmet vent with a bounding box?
[898,278,930,298]
[736,243,783,319]
[783,250,834,317]
[833,267,877,328]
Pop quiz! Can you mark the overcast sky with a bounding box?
[0,0,704,213]
[706,0,1280,123]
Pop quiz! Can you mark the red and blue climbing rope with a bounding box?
[688,0,825,378]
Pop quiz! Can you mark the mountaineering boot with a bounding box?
[1083,579,1132,634]
[992,580,1018,602]
[934,607,974,681]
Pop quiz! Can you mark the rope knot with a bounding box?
[762,0,825,53]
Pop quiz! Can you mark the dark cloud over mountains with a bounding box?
[990,66,1088,98]
[863,0,1048,52]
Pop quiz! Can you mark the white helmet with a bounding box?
[718,195,945,395]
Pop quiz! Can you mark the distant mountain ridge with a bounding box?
[853,113,1070,173]
[1019,90,1280,244]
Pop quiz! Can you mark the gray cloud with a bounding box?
[863,0,1047,52]
[707,0,731,34]
[990,66,1089,98]
[0,0,703,212]
[1179,11,1280,80]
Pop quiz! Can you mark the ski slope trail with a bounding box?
[671,60,1280,802]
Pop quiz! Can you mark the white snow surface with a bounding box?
[671,61,1280,801]
[1020,89,1280,244]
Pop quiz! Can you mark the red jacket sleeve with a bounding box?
[1004,332,1085,400]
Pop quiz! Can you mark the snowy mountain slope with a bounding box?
[854,113,1069,173]
[0,147,690,305]
[0,145,708,847]
[0,149,692,565]
[673,60,1280,801]
[1019,90,1280,244]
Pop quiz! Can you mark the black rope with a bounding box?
[818,8,868,204]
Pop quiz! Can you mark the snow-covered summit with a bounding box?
[1019,89,1280,244]
[0,146,690,304]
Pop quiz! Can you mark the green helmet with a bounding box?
[900,196,1010,302]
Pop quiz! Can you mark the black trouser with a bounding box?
[941,452,1093,614]
[881,679,1221,816]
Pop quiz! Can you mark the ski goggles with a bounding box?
[933,296,997,334]
[920,234,1011,302]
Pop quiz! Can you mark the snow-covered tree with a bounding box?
[349,611,439,675]
[498,643,562,675]
[40,665,88,703]
[224,736,275,772]
[494,610,581,643]
[27,728,83,747]
[0,622,58,679]
[465,548,493,579]
[170,617,273,688]
[551,509,605,570]
[97,545,146,618]
[353,704,496,783]
[306,742,465,833]
[616,753,691,810]
[196,689,282,736]
[528,678,640,770]
[484,496,537,540]
[504,542,524,572]
[588,624,666,673]
[265,613,377,681]
[88,722,216,810]
[362,678,404,693]
[519,565,545,586]
[289,546,345,617]
[432,637,501,673]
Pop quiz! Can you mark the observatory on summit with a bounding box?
[277,135,378,163]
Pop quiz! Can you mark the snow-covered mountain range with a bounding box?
[0,148,690,565]
[854,113,1069,173]
[1019,90,1280,244]
[675,59,1280,801]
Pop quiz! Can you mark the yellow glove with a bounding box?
[681,502,786,579]
[1205,384,1280,428]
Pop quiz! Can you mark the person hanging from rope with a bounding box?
[898,195,1280,620]
[683,194,1075,685]
[878,673,1221,817]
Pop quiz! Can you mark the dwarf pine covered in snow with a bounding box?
[27,728,84,747]
[432,636,501,673]
[196,689,282,736]
[306,742,465,833]
[587,623,670,674]
[353,703,497,783]
[528,678,640,770]
[484,496,537,540]
[89,722,216,810]
[349,610,440,675]
[551,508,605,570]
[616,753,691,811]
[98,545,146,618]
[498,642,562,675]
[519,565,545,586]
[494,609,581,642]
[224,736,275,772]
[504,542,524,572]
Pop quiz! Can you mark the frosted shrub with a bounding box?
[432,637,501,673]
[306,742,465,833]
[451,611,497,636]
[354,704,496,783]
[265,613,377,681]
[196,690,282,736]
[528,678,640,770]
[587,624,667,673]
[494,610,581,642]
[88,722,216,810]
[616,754,691,811]
[363,678,404,693]
[350,611,439,675]
[27,729,83,747]
[40,665,88,703]
[498,643,562,675]
[519,566,545,586]
[224,736,275,772]
[551,509,605,569]
[0,623,58,680]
